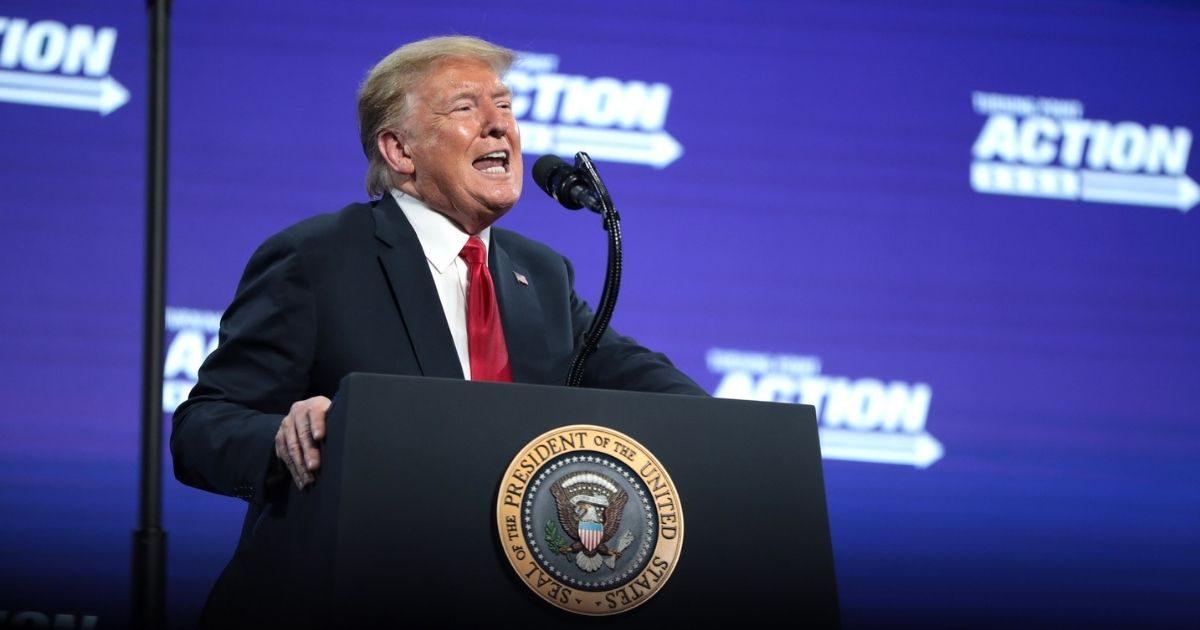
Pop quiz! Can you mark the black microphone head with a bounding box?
[532,154,585,209]
[532,154,568,194]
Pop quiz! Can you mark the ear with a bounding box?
[378,129,415,176]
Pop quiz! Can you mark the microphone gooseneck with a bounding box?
[533,152,622,388]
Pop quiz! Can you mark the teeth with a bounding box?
[481,151,507,159]
[482,166,505,173]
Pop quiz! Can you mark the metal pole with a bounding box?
[133,0,170,627]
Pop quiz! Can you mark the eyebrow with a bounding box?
[442,84,512,104]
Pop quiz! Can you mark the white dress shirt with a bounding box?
[390,189,491,380]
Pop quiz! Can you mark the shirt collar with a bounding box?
[390,189,491,273]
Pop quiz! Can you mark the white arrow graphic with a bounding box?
[0,69,129,115]
[972,161,1198,213]
[1080,170,1199,213]
[818,428,944,468]
[519,121,683,168]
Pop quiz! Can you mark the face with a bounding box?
[382,57,523,234]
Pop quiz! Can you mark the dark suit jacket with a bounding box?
[170,195,704,623]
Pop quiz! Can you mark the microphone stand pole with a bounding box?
[565,152,621,387]
[133,0,171,627]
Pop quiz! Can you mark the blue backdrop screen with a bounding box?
[1,1,1197,627]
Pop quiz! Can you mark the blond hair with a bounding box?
[357,35,517,197]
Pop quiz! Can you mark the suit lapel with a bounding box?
[372,196,463,379]
[490,233,550,384]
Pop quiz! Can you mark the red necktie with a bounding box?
[459,236,512,382]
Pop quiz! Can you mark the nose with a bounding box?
[481,102,509,138]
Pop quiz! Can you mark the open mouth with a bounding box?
[472,150,510,174]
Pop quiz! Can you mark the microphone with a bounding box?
[532,154,602,212]
[531,152,621,387]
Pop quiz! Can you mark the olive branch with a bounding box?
[544,519,569,553]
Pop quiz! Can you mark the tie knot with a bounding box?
[459,236,487,266]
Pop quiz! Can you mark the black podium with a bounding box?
[220,373,839,627]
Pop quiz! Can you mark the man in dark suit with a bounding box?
[170,34,703,621]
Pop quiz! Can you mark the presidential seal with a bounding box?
[496,425,683,615]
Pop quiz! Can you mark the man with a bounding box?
[170,35,703,623]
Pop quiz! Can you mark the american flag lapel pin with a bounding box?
[513,271,529,286]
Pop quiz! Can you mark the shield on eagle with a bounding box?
[575,498,606,552]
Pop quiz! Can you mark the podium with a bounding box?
[214,373,839,627]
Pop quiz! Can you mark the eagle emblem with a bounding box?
[497,425,684,614]
[547,472,636,573]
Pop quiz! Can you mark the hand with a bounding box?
[274,396,331,489]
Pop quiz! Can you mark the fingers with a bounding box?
[275,396,332,490]
[296,397,331,474]
[274,423,304,489]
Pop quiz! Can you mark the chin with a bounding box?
[490,189,521,212]
[490,201,517,218]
